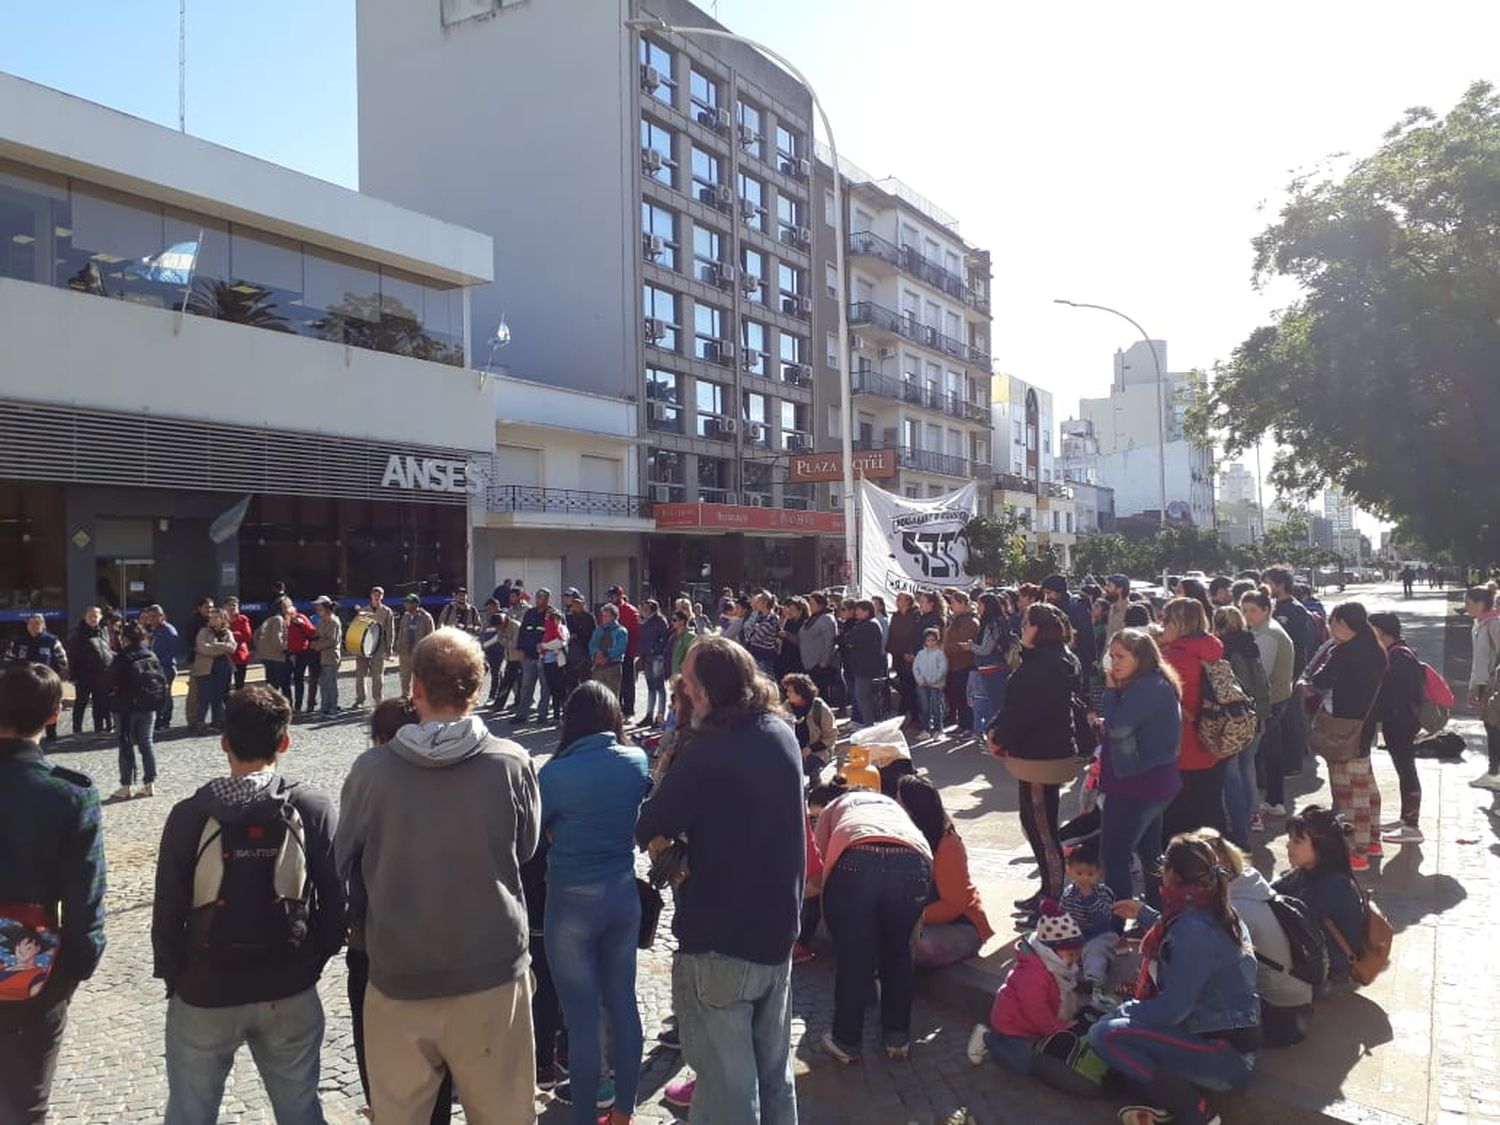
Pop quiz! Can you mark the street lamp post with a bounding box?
[627,15,859,592]
[1053,299,1168,531]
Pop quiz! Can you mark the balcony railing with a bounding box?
[991,473,1076,501]
[487,485,651,520]
[848,301,989,365]
[850,365,992,425]
[846,230,988,312]
[897,446,970,478]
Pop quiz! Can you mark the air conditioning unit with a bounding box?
[877,346,897,361]
[644,317,667,342]
[696,109,717,127]
[781,296,799,315]
[715,340,736,364]
[697,186,717,205]
[649,402,671,422]
[787,365,811,387]
[747,422,765,443]
[650,483,675,503]
[746,494,767,507]
[739,273,760,296]
[788,434,811,452]
[797,158,812,178]
[797,295,813,316]
[741,351,759,372]
[739,200,758,223]
[717,416,739,435]
[641,147,664,175]
[737,123,756,147]
[643,233,665,260]
[796,225,812,247]
[780,159,797,176]
[713,184,734,208]
[714,262,736,288]
[713,107,731,131]
[850,334,867,352]
[640,64,661,93]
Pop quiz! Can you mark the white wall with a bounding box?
[357,0,636,399]
[1096,441,1215,527]
[0,277,494,452]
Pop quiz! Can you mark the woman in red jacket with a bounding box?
[897,775,995,967]
[222,596,254,691]
[1158,598,1228,841]
[282,598,319,715]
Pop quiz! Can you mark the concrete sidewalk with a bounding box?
[908,584,1498,1125]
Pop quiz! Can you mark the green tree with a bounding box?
[1073,533,1140,578]
[960,511,1030,583]
[1189,82,1500,562]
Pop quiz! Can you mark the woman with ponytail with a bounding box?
[1089,834,1261,1125]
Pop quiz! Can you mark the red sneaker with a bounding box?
[1350,852,1371,873]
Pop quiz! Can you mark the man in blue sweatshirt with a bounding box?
[635,636,804,1124]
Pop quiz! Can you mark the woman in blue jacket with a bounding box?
[1099,628,1183,906]
[539,682,652,1124]
[1091,835,1261,1125]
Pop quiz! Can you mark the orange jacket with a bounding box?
[924,830,994,940]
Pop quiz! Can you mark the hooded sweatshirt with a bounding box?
[1162,631,1225,772]
[336,715,540,1000]
[151,772,344,1008]
[1229,868,1313,1009]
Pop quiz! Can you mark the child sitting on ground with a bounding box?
[1060,839,1118,999]
[965,902,1084,1074]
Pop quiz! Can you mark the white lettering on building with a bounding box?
[380,454,472,494]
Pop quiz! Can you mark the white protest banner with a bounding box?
[858,479,978,603]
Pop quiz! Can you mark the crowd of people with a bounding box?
[2,561,1495,1125]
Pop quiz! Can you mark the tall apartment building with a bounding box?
[356,0,839,597]
[1217,461,1261,546]
[812,149,994,509]
[992,374,1055,483]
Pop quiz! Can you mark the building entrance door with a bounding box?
[95,557,155,611]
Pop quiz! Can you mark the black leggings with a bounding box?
[542,663,567,722]
[1017,780,1064,899]
[1383,724,1421,825]
[1162,761,1227,844]
[72,679,110,734]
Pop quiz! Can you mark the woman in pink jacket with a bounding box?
[965,902,1085,1074]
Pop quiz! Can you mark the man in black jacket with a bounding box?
[562,587,597,697]
[0,663,107,1123]
[635,637,803,1123]
[513,588,551,724]
[151,685,344,1124]
[5,614,69,743]
[1266,565,1315,774]
[1041,575,1096,691]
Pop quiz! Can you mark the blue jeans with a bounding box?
[191,658,231,727]
[1223,731,1263,848]
[318,663,339,717]
[114,710,157,787]
[854,676,883,727]
[543,873,643,1125]
[645,656,667,718]
[516,657,549,722]
[918,686,945,732]
[164,987,326,1125]
[970,667,1007,734]
[673,952,797,1125]
[822,846,931,1051]
[1089,1015,1255,1118]
[1101,793,1171,907]
[984,1031,1036,1074]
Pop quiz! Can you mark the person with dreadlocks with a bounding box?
[1088,834,1261,1125]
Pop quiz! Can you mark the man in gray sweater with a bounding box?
[336,628,540,1124]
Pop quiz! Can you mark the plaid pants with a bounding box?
[1328,755,1380,850]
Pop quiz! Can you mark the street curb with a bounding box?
[921,953,1423,1125]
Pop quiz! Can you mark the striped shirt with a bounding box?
[1061,882,1116,939]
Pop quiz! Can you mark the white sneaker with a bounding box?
[109,785,133,800]
[1259,802,1287,816]
[1381,824,1423,845]
[140,783,155,798]
[966,1023,988,1066]
[1469,773,1500,791]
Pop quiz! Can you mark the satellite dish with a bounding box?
[1166,500,1191,521]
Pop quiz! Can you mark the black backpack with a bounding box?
[115,649,168,713]
[1257,893,1330,987]
[188,798,312,966]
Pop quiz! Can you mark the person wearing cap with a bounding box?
[395,595,434,698]
[561,589,597,698]
[353,587,396,709]
[1105,575,1132,638]
[608,586,642,720]
[966,900,1084,1075]
[514,589,552,725]
[309,597,343,720]
[438,588,482,637]
[1042,575,1097,693]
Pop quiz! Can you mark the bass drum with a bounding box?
[345,616,383,659]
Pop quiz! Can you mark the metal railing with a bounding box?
[487,485,651,519]
[846,231,988,312]
[850,366,992,425]
[848,301,989,365]
[897,446,969,478]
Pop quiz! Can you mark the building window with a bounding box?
[694,303,725,361]
[738,173,764,231]
[742,320,769,376]
[639,38,674,105]
[640,118,676,187]
[740,246,765,302]
[698,455,731,502]
[645,367,683,432]
[780,401,809,450]
[1012,419,1023,443]
[904,418,920,449]
[689,67,720,118]
[641,202,678,270]
[692,225,723,285]
[906,485,920,499]
[824,259,839,299]
[643,284,679,351]
[647,447,685,501]
[1066,512,1074,533]
[775,123,803,166]
[696,379,728,439]
[776,195,804,243]
[737,100,763,158]
[826,332,840,369]
[743,391,770,448]
[778,332,807,382]
[823,188,837,227]
[691,146,721,197]
[777,262,804,301]
[744,461,773,504]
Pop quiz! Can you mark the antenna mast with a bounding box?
[178,0,186,132]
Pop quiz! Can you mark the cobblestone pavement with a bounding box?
[42,676,1108,1125]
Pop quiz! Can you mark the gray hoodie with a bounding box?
[336,715,539,1001]
[1230,868,1313,1009]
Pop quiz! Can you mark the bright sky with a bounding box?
[4,0,1495,533]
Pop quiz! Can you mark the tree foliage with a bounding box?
[1188,82,1500,561]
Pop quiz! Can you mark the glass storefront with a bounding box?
[0,479,66,615]
[0,158,464,364]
